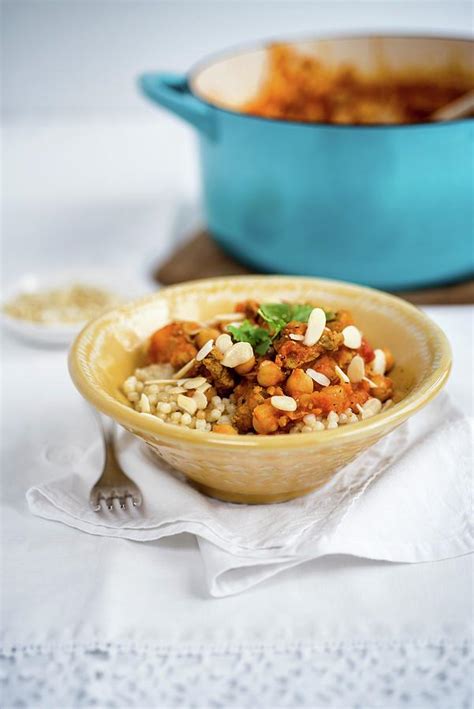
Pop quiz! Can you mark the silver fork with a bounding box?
[90,414,143,512]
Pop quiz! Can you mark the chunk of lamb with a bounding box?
[275,323,342,369]
[199,350,236,395]
[233,381,269,433]
[149,321,199,370]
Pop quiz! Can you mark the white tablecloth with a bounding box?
[1,118,472,708]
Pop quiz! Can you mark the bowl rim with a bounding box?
[69,275,452,450]
[188,31,474,129]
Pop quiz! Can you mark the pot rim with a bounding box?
[187,31,474,130]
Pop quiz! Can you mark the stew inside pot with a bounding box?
[242,44,473,125]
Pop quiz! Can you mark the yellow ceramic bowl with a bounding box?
[69,276,451,504]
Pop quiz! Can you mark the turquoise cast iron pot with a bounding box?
[139,35,474,290]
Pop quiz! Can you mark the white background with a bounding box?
[1,3,473,706]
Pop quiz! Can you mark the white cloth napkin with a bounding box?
[26,394,473,597]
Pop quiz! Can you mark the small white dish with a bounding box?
[1,269,155,347]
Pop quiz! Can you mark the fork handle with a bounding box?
[93,411,129,485]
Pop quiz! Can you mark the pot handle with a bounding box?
[138,72,216,139]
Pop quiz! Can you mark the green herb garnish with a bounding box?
[258,302,335,337]
[257,303,294,335]
[227,320,273,355]
[322,308,336,322]
[227,304,336,355]
[288,303,314,323]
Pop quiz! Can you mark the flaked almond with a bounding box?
[347,355,365,383]
[144,379,179,385]
[306,368,330,387]
[372,349,387,375]
[215,333,233,354]
[342,325,362,349]
[212,312,245,323]
[359,397,382,419]
[335,365,350,384]
[139,393,151,413]
[303,308,326,346]
[177,394,197,415]
[362,376,377,388]
[196,381,212,394]
[173,358,196,380]
[183,376,207,390]
[169,386,186,394]
[192,391,208,410]
[270,395,297,412]
[196,339,214,362]
[289,333,304,341]
[222,341,254,368]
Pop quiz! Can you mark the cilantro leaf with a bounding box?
[228,320,273,355]
[257,303,292,335]
[289,303,313,322]
[258,302,336,337]
[289,304,336,322]
[323,309,336,322]
[228,304,337,357]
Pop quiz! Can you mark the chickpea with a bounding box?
[257,360,284,387]
[382,347,395,373]
[235,355,256,376]
[370,374,394,402]
[252,402,279,434]
[213,423,238,435]
[195,327,220,349]
[285,368,313,398]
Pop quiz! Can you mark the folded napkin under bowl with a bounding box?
[27,394,472,597]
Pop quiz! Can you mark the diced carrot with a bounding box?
[358,338,375,363]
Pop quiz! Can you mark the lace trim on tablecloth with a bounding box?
[1,640,472,708]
